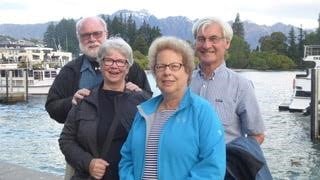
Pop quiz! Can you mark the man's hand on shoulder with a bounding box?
[72,88,91,105]
[126,82,142,92]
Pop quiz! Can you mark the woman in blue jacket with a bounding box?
[119,36,226,179]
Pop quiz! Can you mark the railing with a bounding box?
[304,45,320,68]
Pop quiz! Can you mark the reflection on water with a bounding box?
[0,71,319,178]
[0,95,65,174]
[241,71,320,179]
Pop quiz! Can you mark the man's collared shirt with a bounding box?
[79,57,103,89]
[190,62,265,143]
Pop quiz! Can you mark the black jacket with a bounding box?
[45,55,152,123]
[59,85,148,180]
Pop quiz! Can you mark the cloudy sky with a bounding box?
[1,0,319,29]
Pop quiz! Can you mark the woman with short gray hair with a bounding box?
[59,37,148,180]
[97,37,134,67]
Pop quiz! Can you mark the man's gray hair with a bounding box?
[192,17,233,41]
[76,16,108,39]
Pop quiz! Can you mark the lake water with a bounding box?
[0,71,319,179]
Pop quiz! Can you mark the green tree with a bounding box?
[125,15,137,45]
[137,21,161,47]
[110,16,126,36]
[297,26,305,68]
[227,35,250,68]
[43,23,58,49]
[248,52,295,70]
[305,32,319,45]
[317,13,320,40]
[55,19,78,55]
[260,32,287,55]
[43,19,79,56]
[133,34,148,55]
[287,27,298,64]
[305,13,320,45]
[232,13,245,39]
[133,50,148,69]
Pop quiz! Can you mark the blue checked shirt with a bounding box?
[190,62,265,143]
[79,58,103,89]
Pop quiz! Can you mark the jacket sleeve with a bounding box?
[127,62,153,98]
[58,105,93,173]
[45,66,76,123]
[119,115,137,180]
[187,103,226,180]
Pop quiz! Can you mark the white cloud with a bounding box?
[0,0,318,29]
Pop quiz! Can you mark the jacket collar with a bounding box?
[138,87,193,116]
[83,83,133,108]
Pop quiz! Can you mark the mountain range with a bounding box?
[0,9,313,49]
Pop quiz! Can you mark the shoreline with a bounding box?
[0,161,63,180]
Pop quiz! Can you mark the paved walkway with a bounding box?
[0,162,63,180]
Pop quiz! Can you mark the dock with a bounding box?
[0,161,62,180]
[0,65,28,103]
[305,45,320,142]
[0,92,26,103]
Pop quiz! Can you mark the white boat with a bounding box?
[0,46,71,96]
[0,66,59,95]
[279,45,320,113]
[26,68,60,95]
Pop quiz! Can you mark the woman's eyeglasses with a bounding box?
[154,63,183,72]
[103,58,128,67]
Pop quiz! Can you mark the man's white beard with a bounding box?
[79,43,99,60]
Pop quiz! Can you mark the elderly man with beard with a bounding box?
[45,16,152,180]
[46,16,152,123]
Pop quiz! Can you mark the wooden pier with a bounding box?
[0,64,28,103]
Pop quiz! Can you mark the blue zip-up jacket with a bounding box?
[119,88,226,180]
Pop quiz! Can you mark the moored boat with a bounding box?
[279,45,320,113]
[0,64,60,95]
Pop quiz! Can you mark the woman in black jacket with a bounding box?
[59,37,149,180]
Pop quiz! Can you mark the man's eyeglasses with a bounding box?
[80,31,104,40]
[154,63,183,72]
[196,35,225,44]
[103,58,128,67]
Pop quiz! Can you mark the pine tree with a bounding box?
[297,25,305,67]
[55,19,78,55]
[133,34,148,55]
[259,32,287,55]
[43,23,58,49]
[110,16,122,36]
[228,35,250,68]
[287,27,298,65]
[317,13,320,42]
[126,14,137,45]
[43,19,79,56]
[232,13,245,39]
